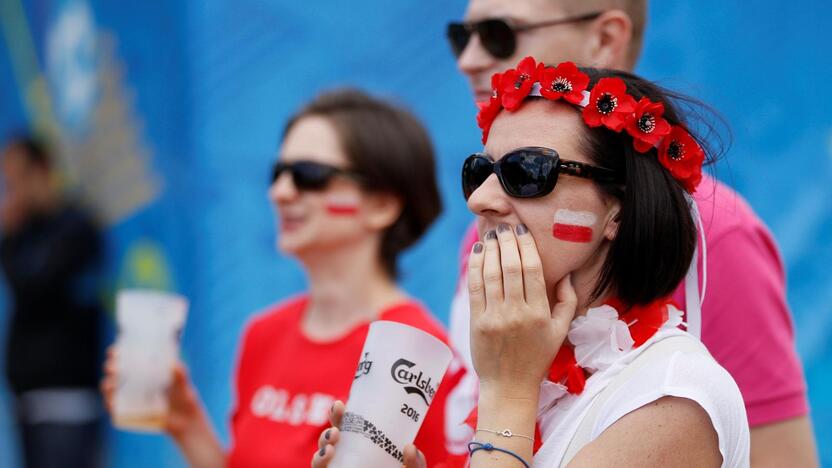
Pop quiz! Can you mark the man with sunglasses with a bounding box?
[444,1,818,466]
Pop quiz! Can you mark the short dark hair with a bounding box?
[575,68,724,307]
[282,88,442,279]
[4,134,52,171]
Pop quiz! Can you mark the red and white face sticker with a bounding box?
[325,193,360,215]
[552,209,596,243]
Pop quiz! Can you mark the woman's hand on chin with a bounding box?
[310,400,426,468]
[468,223,577,398]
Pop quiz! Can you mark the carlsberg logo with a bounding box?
[354,352,372,380]
[390,358,437,406]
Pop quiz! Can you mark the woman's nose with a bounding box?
[466,173,512,218]
[268,172,298,203]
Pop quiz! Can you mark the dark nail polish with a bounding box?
[516,224,528,235]
[319,447,326,457]
[325,429,331,440]
[473,242,483,254]
[485,230,497,240]
[497,223,510,233]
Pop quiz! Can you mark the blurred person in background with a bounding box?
[1,135,104,468]
[443,0,818,466]
[102,88,459,467]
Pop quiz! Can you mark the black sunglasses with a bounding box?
[462,146,620,200]
[270,160,361,191]
[447,12,603,59]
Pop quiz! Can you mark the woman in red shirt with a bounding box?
[102,89,456,467]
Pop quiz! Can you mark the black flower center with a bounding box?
[514,73,530,90]
[552,77,572,93]
[667,141,685,161]
[596,93,618,114]
[637,113,656,133]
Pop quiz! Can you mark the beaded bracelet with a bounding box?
[468,441,531,468]
[476,428,535,442]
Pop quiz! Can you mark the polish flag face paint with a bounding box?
[552,209,597,243]
[325,194,360,215]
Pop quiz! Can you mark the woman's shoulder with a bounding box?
[379,299,449,344]
[592,333,750,465]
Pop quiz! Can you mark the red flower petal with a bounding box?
[539,61,590,105]
[626,97,672,153]
[619,299,670,347]
[477,72,504,144]
[582,77,636,131]
[658,126,705,192]
[499,56,538,110]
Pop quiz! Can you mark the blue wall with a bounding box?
[1,1,830,466]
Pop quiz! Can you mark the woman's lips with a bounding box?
[279,215,305,232]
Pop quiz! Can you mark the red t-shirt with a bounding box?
[227,295,458,467]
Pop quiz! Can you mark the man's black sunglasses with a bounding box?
[462,146,620,200]
[270,160,362,191]
[447,12,603,60]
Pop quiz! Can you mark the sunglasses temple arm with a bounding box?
[559,161,621,183]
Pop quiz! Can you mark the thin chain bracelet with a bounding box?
[476,428,535,442]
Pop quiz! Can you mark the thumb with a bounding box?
[402,444,426,468]
[550,274,577,330]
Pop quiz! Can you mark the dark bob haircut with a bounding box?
[282,88,442,279]
[574,68,723,307]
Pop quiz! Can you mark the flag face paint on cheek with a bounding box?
[552,209,597,243]
[325,194,360,215]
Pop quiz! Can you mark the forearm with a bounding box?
[750,416,819,468]
[169,411,226,468]
[470,385,539,468]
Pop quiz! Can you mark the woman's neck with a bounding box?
[299,240,406,341]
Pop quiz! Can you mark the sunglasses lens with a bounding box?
[499,150,559,197]
[479,19,516,59]
[292,162,340,191]
[271,162,286,185]
[462,155,494,199]
[447,23,471,57]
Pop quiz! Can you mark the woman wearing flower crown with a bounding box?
[313,58,750,467]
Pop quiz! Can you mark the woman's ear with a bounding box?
[602,199,622,241]
[362,191,403,232]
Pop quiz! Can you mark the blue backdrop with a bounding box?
[0,1,830,466]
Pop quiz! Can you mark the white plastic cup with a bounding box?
[112,289,188,432]
[330,321,453,468]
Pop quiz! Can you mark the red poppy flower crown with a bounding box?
[477,56,705,193]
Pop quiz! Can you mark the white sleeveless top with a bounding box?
[533,306,750,467]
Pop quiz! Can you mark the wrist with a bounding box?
[477,386,540,422]
[168,408,211,443]
[478,379,541,405]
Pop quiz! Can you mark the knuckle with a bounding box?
[468,281,485,295]
[502,262,521,276]
[483,270,502,283]
[523,261,543,275]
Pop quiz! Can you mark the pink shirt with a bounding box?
[448,175,807,430]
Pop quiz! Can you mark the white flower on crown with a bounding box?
[568,305,635,372]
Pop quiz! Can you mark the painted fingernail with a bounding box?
[319,447,326,457]
[516,224,528,235]
[325,429,331,440]
[485,230,497,240]
[497,223,510,233]
[473,242,483,254]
